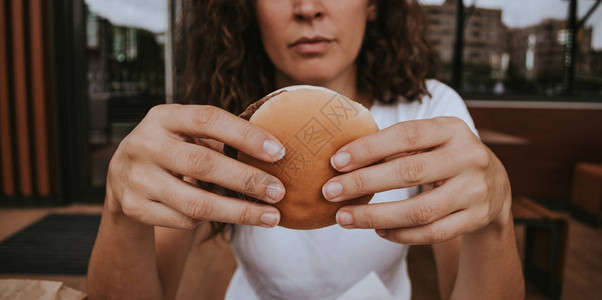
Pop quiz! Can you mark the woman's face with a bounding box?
[256,0,376,86]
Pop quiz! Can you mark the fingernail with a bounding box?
[336,211,354,227]
[263,140,285,160]
[322,182,343,200]
[331,152,351,169]
[266,183,284,202]
[376,229,387,237]
[260,212,280,227]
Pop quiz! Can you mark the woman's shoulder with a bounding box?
[375,79,478,136]
[424,79,461,101]
[383,79,467,118]
[421,79,467,116]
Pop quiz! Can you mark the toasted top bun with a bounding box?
[237,85,379,229]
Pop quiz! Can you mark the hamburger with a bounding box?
[233,85,380,229]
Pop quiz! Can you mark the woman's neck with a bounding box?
[274,66,373,110]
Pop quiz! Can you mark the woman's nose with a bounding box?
[293,0,324,22]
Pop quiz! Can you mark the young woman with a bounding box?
[88,1,524,299]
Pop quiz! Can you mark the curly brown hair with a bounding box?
[177,0,436,241]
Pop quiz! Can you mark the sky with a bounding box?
[85,0,167,33]
[85,0,602,50]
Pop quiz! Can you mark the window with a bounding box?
[85,0,167,192]
[420,0,602,100]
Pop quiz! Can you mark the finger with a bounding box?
[156,140,285,203]
[323,149,459,202]
[330,117,464,172]
[120,190,202,230]
[335,180,466,229]
[193,137,224,154]
[374,210,481,245]
[144,169,281,228]
[156,104,285,162]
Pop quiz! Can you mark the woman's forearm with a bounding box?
[451,198,525,299]
[87,196,163,299]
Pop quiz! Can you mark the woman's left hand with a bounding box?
[322,116,512,244]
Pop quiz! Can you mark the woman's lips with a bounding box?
[290,39,333,55]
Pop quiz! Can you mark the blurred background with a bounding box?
[0,0,601,299]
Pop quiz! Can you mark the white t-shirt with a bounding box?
[225,80,478,300]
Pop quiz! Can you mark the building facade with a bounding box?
[422,0,596,94]
[507,19,593,82]
[423,0,507,85]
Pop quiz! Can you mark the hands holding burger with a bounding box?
[106,85,512,246]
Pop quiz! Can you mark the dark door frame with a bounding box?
[52,0,102,204]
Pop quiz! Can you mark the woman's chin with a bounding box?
[290,74,336,87]
[277,64,341,87]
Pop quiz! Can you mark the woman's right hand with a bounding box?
[106,104,286,229]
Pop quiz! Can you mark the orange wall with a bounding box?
[0,0,55,200]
